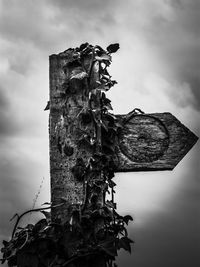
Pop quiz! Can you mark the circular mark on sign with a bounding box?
[118,115,169,163]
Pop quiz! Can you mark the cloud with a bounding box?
[0,133,50,242]
[48,0,116,23]
[141,0,200,110]
[0,155,39,239]
[0,0,57,50]
[0,85,21,137]
[0,0,118,55]
[143,73,197,110]
[107,0,200,110]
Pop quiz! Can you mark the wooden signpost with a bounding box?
[1,43,197,267]
[49,46,198,214]
[47,43,198,266]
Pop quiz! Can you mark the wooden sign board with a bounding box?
[114,112,198,172]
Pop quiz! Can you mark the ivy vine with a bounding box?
[1,43,134,267]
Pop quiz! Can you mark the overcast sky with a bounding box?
[0,0,199,266]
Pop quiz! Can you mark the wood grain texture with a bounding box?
[49,51,95,221]
[114,112,198,171]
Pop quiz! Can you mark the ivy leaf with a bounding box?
[80,110,92,124]
[108,179,116,188]
[91,194,98,205]
[70,71,88,80]
[2,240,8,247]
[106,200,116,209]
[99,237,118,257]
[61,231,82,256]
[102,96,113,111]
[80,44,93,56]
[100,75,110,83]
[102,93,113,110]
[93,185,102,194]
[101,245,118,257]
[0,259,5,264]
[104,102,113,111]
[119,237,134,253]
[25,224,34,231]
[106,43,120,54]
[79,42,89,51]
[102,142,115,154]
[108,80,117,88]
[32,219,47,235]
[123,215,133,225]
[102,206,113,220]
[78,134,94,148]
[7,254,17,267]
[113,210,123,220]
[95,54,111,62]
[70,67,88,80]
[95,45,105,53]
[101,67,110,77]
[96,84,110,91]
[72,158,86,181]
[64,59,82,69]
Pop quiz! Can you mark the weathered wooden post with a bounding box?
[49,49,96,222]
[48,44,119,266]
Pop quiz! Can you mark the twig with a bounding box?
[17,231,29,250]
[11,203,64,238]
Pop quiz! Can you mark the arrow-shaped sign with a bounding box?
[114,111,198,171]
